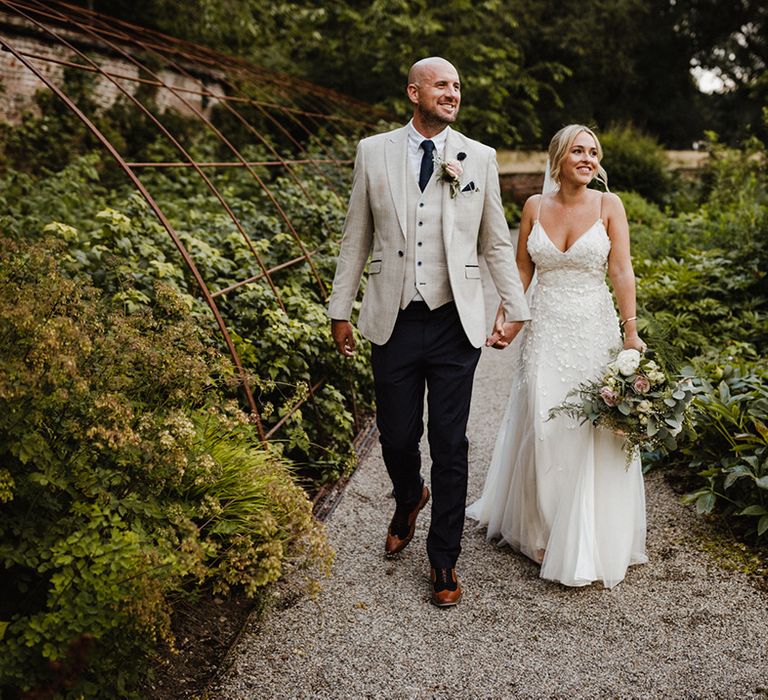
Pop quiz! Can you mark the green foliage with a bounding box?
[619,190,666,229]
[628,134,768,539]
[599,124,672,204]
[275,0,564,147]
[0,99,374,484]
[674,0,767,146]
[81,0,751,149]
[0,236,331,696]
[78,0,566,147]
[678,364,768,539]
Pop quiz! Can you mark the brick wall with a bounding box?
[0,12,226,124]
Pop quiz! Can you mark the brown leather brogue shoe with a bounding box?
[384,485,430,555]
[430,567,462,607]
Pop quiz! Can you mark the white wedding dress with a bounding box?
[467,208,647,589]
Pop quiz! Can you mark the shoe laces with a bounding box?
[433,568,457,592]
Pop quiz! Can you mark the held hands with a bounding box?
[331,319,356,357]
[486,320,524,349]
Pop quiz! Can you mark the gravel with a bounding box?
[212,267,768,700]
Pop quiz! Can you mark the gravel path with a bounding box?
[213,268,768,700]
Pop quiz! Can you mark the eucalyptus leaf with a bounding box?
[663,434,678,450]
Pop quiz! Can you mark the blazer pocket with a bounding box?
[368,259,382,274]
[464,264,480,279]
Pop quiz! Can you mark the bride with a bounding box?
[467,124,648,588]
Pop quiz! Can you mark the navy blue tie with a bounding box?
[419,139,435,192]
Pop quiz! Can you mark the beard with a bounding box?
[416,102,459,130]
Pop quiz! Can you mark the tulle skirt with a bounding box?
[467,293,647,588]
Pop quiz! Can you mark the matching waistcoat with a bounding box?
[399,172,453,310]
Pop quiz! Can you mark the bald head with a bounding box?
[407,57,458,87]
[406,57,461,136]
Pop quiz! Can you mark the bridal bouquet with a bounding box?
[548,348,698,461]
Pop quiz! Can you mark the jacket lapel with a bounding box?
[442,128,461,248]
[385,127,409,239]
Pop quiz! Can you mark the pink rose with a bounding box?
[599,386,619,407]
[444,160,463,179]
[632,375,651,394]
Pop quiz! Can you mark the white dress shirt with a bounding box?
[407,120,449,184]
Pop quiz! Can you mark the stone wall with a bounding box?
[0,12,226,124]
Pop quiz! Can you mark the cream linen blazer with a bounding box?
[327,125,530,347]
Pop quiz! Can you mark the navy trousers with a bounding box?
[371,301,481,569]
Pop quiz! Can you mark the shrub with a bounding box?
[600,124,671,204]
[677,363,768,540]
[627,133,768,540]
[0,236,331,696]
[0,147,375,485]
[0,71,376,486]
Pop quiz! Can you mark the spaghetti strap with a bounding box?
[536,193,544,221]
[599,192,605,220]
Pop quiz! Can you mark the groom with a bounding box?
[328,57,530,606]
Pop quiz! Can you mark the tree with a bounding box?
[673,0,767,144]
[77,0,565,147]
[512,0,707,147]
[75,0,764,147]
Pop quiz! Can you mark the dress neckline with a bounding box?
[534,218,604,254]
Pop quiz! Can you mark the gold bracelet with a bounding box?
[620,316,637,327]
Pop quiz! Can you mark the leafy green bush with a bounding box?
[628,133,768,539]
[678,363,768,539]
[0,146,374,484]
[0,236,331,697]
[1,71,376,485]
[600,124,672,204]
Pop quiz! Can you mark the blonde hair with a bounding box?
[548,124,609,190]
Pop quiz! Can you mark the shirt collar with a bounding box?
[407,120,450,153]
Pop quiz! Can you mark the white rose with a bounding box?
[615,349,641,376]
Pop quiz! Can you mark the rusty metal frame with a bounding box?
[0,0,386,443]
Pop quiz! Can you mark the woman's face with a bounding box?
[560,131,599,186]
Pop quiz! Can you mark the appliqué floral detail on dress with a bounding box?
[434,154,464,198]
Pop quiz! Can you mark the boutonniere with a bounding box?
[435,151,467,198]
